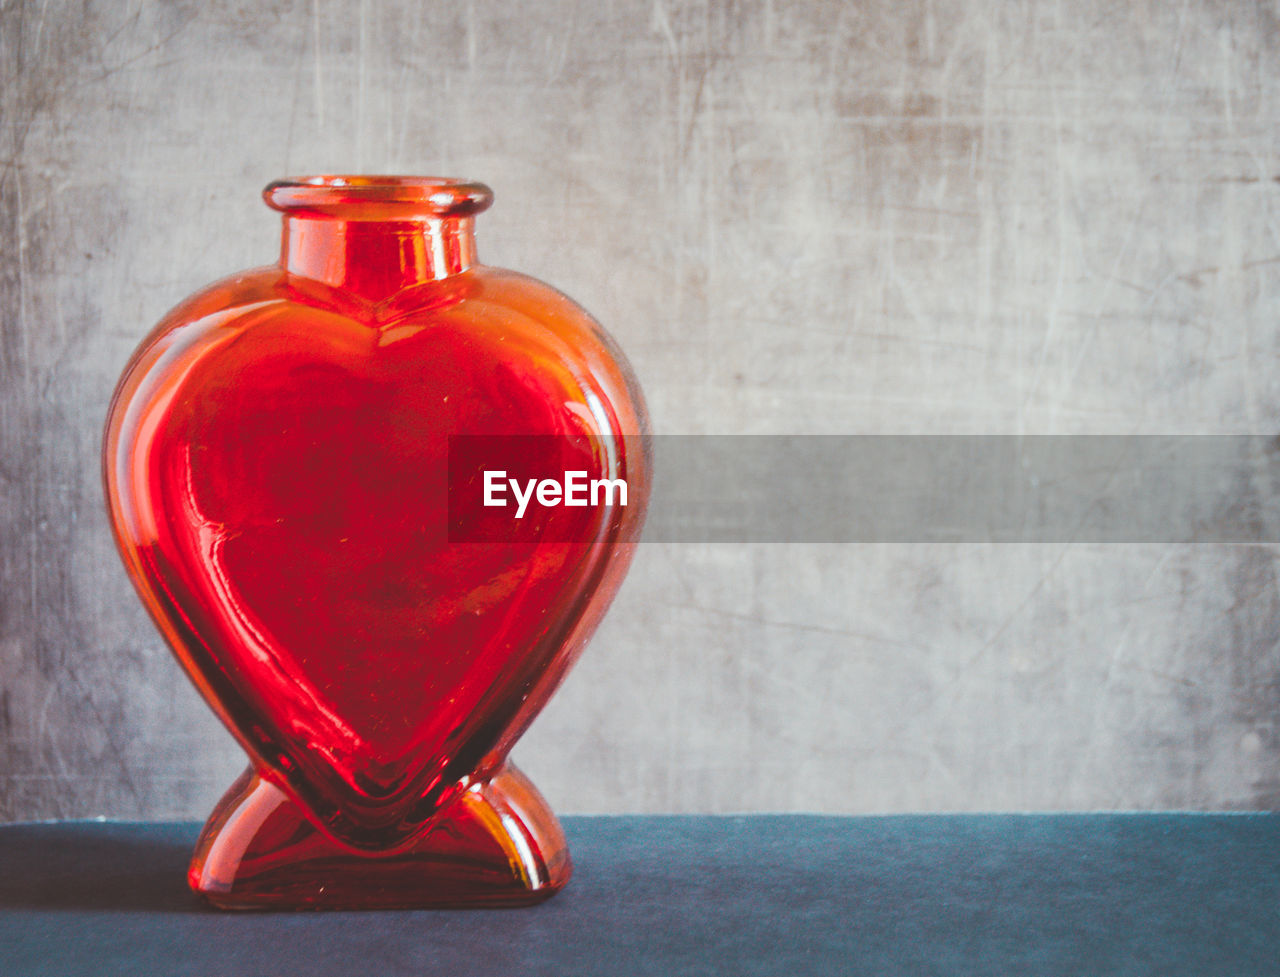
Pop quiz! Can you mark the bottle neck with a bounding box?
[279,216,478,303]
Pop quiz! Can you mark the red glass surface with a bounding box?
[103,176,650,909]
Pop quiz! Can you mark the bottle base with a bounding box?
[188,762,571,910]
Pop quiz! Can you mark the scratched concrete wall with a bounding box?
[3,0,1280,820]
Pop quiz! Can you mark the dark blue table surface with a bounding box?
[1,813,1276,976]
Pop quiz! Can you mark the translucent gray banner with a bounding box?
[644,436,1280,542]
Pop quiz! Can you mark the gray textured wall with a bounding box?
[3,0,1280,820]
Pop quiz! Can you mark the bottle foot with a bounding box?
[188,762,571,910]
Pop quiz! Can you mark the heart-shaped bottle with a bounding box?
[103,176,650,908]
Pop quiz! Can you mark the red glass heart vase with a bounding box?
[102,176,650,909]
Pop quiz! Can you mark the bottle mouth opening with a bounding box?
[264,175,494,219]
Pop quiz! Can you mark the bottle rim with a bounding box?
[263,175,494,219]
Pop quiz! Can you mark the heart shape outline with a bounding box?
[105,264,649,851]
